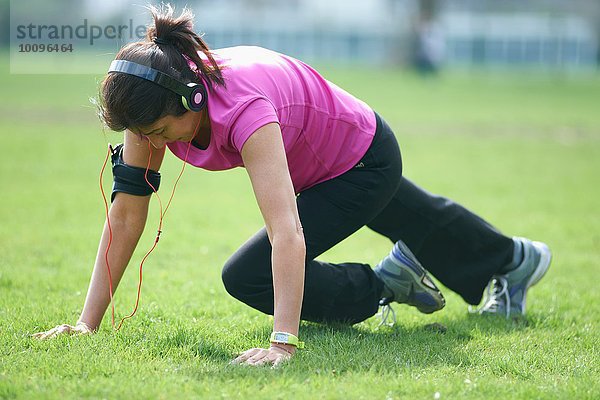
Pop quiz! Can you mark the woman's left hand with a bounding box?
[232,344,295,367]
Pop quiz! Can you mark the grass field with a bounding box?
[0,57,599,399]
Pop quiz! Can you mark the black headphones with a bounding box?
[108,59,207,112]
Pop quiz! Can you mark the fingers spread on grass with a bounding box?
[46,325,69,339]
[232,346,294,367]
[231,348,262,364]
[31,324,75,340]
[237,347,292,367]
[245,348,270,366]
[31,327,58,340]
[265,350,290,367]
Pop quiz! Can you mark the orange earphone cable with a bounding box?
[99,147,116,327]
[99,114,200,331]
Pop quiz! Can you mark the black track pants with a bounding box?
[221,113,514,324]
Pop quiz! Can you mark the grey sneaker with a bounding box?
[475,237,552,318]
[374,240,445,314]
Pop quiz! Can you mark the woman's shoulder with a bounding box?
[202,46,290,71]
[212,45,280,58]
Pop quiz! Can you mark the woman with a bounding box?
[33,5,551,367]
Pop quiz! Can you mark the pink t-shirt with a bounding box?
[167,46,376,194]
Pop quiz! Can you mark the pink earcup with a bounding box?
[193,92,203,106]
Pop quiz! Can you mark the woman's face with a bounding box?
[130,110,202,149]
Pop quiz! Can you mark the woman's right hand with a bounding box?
[31,322,94,340]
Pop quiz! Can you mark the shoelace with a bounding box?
[469,275,510,318]
[377,299,396,327]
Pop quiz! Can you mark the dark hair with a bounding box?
[96,3,224,132]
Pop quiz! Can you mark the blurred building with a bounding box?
[189,0,599,70]
[174,0,437,71]
[187,0,410,65]
[442,3,598,70]
[9,0,600,70]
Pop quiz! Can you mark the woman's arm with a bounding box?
[234,123,306,366]
[33,132,165,338]
[76,192,151,330]
[78,131,166,330]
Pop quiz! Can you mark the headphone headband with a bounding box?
[108,60,207,112]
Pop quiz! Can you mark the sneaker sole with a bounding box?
[392,241,446,314]
[519,241,552,314]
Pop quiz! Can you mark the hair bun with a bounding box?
[145,3,195,49]
[142,3,224,87]
[152,37,171,46]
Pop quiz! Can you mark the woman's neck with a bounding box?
[192,109,211,149]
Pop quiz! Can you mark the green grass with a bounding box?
[0,59,599,399]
